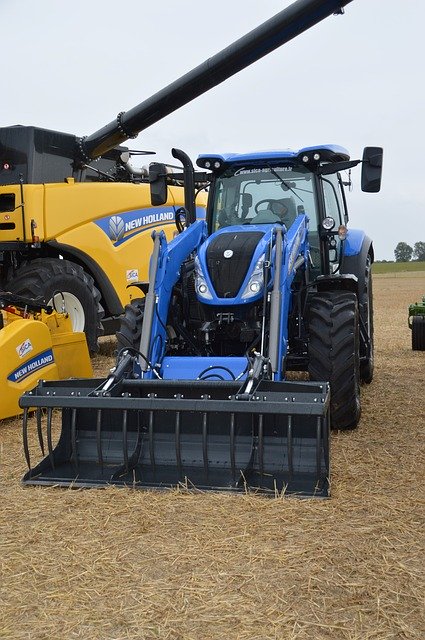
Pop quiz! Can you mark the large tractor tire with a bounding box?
[116,298,145,353]
[412,315,425,350]
[359,253,374,383]
[308,290,361,430]
[7,258,103,353]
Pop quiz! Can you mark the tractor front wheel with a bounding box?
[116,298,145,353]
[7,258,103,353]
[308,290,361,430]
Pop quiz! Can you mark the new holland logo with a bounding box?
[7,349,54,383]
[109,215,125,242]
[96,207,199,247]
[17,338,33,359]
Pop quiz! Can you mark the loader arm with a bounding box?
[272,215,309,380]
[139,219,207,376]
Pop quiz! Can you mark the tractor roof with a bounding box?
[197,145,350,170]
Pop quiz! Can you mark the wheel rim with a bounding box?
[48,292,86,332]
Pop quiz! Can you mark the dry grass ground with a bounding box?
[1,273,424,640]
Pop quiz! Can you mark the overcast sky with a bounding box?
[1,0,424,260]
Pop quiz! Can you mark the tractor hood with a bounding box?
[195,225,275,305]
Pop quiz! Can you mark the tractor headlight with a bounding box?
[322,216,336,231]
[194,256,213,300]
[241,255,265,300]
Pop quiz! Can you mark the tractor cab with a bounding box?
[194,145,382,282]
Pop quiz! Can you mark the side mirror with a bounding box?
[149,162,168,206]
[361,147,383,193]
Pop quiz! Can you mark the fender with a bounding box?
[46,240,123,317]
[341,230,374,302]
[315,273,358,294]
[343,228,368,257]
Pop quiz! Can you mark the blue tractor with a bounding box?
[20,0,383,496]
[21,143,382,496]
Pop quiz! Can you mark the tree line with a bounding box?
[394,241,425,262]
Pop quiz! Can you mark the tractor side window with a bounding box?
[321,173,345,224]
[322,178,341,222]
[321,175,345,273]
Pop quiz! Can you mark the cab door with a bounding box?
[320,173,346,273]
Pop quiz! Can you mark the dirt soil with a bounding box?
[1,273,424,640]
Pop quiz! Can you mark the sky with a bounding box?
[1,0,424,260]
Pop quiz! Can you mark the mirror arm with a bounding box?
[318,159,361,175]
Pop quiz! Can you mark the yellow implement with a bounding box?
[0,293,92,420]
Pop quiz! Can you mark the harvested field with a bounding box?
[1,272,424,640]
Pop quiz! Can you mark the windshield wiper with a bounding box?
[267,165,303,202]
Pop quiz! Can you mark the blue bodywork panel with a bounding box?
[343,229,366,257]
[196,225,273,306]
[161,356,248,381]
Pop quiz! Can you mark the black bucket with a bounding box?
[22,377,330,497]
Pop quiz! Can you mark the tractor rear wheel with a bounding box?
[308,290,361,430]
[7,258,103,353]
[116,298,145,353]
[412,316,425,350]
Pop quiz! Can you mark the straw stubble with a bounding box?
[1,273,424,639]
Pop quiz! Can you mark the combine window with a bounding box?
[0,193,15,212]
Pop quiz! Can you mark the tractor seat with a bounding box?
[250,209,280,224]
[269,197,297,226]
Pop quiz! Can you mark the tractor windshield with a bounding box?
[211,164,318,231]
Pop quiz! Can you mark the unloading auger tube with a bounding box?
[77,0,353,161]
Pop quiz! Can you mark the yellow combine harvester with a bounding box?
[0,292,92,420]
[0,127,206,352]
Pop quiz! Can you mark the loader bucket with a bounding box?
[21,378,330,497]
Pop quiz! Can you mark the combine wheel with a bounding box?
[308,291,361,430]
[116,298,145,353]
[412,316,425,350]
[7,258,103,353]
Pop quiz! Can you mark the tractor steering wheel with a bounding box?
[255,199,275,214]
